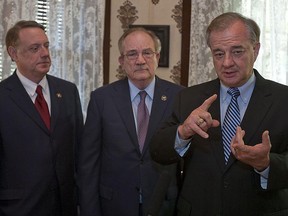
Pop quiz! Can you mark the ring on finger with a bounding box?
[197,118,204,126]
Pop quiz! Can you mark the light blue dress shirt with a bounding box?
[128,78,155,133]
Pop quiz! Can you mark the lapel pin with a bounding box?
[161,95,167,101]
[56,93,62,98]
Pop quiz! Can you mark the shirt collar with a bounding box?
[16,69,49,97]
[220,72,256,104]
[129,77,155,101]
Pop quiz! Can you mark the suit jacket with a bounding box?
[0,72,83,216]
[150,70,288,216]
[77,76,184,216]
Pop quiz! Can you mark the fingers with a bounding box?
[211,119,220,128]
[231,126,246,154]
[230,136,237,155]
[199,94,217,111]
[235,126,245,144]
[178,94,219,140]
[231,128,271,170]
[262,130,271,148]
[197,94,219,127]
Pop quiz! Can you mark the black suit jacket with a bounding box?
[0,72,83,216]
[150,70,288,216]
[77,77,184,216]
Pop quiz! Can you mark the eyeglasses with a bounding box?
[122,49,157,61]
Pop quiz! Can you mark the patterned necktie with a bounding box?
[222,87,240,163]
[35,85,50,129]
[137,91,149,152]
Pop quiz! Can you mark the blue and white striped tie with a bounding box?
[222,88,240,163]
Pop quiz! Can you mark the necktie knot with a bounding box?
[139,91,147,101]
[36,85,43,95]
[227,87,240,98]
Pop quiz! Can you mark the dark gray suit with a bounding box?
[150,70,288,216]
[77,77,183,216]
[0,72,83,216]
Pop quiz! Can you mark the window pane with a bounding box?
[36,0,49,28]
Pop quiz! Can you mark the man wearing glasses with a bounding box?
[77,27,183,216]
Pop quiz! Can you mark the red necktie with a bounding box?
[137,91,149,152]
[35,85,50,129]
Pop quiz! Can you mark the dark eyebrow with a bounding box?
[28,42,49,47]
[231,45,244,49]
[142,48,154,52]
[212,48,223,53]
[212,46,244,53]
[126,49,137,53]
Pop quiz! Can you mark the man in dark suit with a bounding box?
[77,27,183,216]
[0,20,83,216]
[150,12,288,216]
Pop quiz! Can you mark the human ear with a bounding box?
[7,46,17,62]
[253,42,260,61]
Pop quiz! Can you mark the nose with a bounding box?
[135,52,146,64]
[222,53,234,67]
[40,45,50,57]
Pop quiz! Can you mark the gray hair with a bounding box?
[118,27,161,54]
[206,12,260,47]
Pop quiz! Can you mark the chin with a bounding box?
[135,72,149,78]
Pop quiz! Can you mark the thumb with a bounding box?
[211,119,220,127]
[262,130,271,148]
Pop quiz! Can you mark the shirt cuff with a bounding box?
[174,129,191,156]
[254,166,270,189]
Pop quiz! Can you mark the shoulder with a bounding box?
[181,79,219,95]
[254,70,288,93]
[155,76,184,91]
[91,78,128,97]
[47,74,75,85]
[0,72,18,88]
[47,74,77,89]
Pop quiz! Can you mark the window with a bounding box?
[36,0,49,29]
[0,0,52,82]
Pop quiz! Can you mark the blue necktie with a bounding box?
[137,91,149,152]
[222,88,240,163]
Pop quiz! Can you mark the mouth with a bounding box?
[223,70,237,76]
[135,68,148,72]
[38,61,50,65]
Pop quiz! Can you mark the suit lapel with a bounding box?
[112,78,176,155]
[8,73,50,133]
[112,79,139,150]
[142,79,170,154]
[205,81,227,171]
[241,83,272,144]
[46,76,60,133]
[226,71,273,167]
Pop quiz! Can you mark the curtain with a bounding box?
[188,0,288,86]
[0,0,105,117]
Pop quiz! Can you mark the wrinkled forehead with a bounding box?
[209,22,251,45]
[122,31,155,52]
